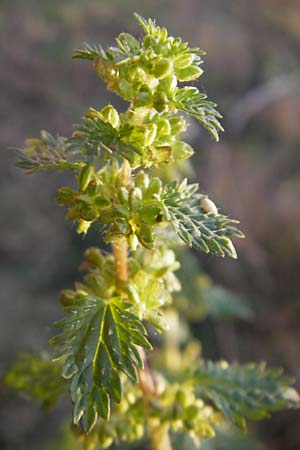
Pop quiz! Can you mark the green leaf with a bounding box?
[71,116,118,157]
[16,131,81,173]
[50,294,152,432]
[73,42,105,60]
[134,13,158,35]
[175,66,203,82]
[175,87,224,141]
[161,181,244,258]
[195,361,299,430]
[3,354,66,409]
[71,114,143,166]
[114,33,141,62]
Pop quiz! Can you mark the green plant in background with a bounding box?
[4,13,299,450]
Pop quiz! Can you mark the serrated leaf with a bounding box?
[175,87,224,141]
[115,33,140,57]
[15,132,81,173]
[71,116,118,158]
[194,361,299,429]
[161,181,243,258]
[73,42,105,60]
[50,295,151,432]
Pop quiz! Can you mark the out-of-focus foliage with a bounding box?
[195,361,299,430]
[174,427,259,450]
[3,354,66,409]
[175,250,253,321]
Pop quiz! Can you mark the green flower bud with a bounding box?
[139,204,161,224]
[85,107,101,120]
[174,53,194,69]
[117,160,132,186]
[77,219,91,235]
[125,126,147,147]
[94,57,118,84]
[115,204,131,219]
[99,207,115,223]
[57,187,76,205]
[160,27,168,42]
[118,79,134,100]
[153,92,169,112]
[118,187,129,204]
[183,419,194,430]
[117,32,140,53]
[153,58,173,79]
[175,65,203,82]
[134,171,149,189]
[158,75,177,98]
[135,86,152,107]
[114,219,129,235]
[143,34,157,49]
[126,284,140,304]
[137,222,154,248]
[176,389,188,407]
[156,118,171,136]
[147,312,169,331]
[154,146,172,163]
[169,116,187,135]
[79,203,98,221]
[129,187,143,211]
[172,141,194,160]
[145,177,162,197]
[186,404,199,421]
[100,105,120,128]
[144,123,157,146]
[127,65,147,84]
[84,247,104,267]
[93,196,111,208]
[172,402,185,419]
[85,180,98,196]
[79,165,94,191]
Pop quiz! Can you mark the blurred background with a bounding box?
[0,0,300,449]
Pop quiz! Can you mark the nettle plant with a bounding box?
[6,13,299,450]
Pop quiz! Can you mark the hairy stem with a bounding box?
[112,235,156,397]
[113,161,131,291]
[113,237,128,291]
[112,203,161,450]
